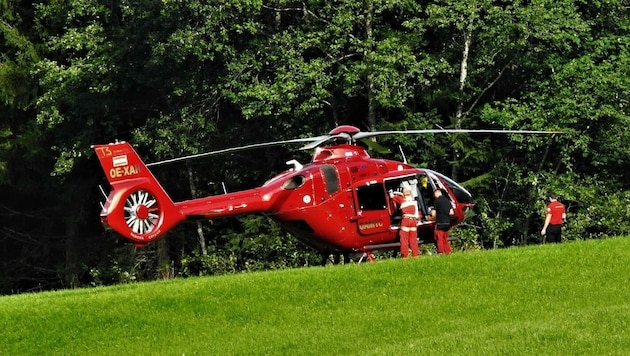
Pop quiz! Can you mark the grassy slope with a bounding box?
[1,238,629,355]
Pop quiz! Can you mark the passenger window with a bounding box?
[356,185,387,211]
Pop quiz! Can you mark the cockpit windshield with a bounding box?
[430,171,473,204]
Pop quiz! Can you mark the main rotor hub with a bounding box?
[329,125,361,135]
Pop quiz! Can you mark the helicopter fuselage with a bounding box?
[93,131,474,257]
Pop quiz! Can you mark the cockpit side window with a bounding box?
[282,175,306,190]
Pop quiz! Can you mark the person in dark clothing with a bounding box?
[541,193,566,243]
[431,188,454,254]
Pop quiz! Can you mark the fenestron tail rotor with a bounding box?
[124,189,160,235]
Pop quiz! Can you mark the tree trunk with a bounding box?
[156,238,172,279]
[187,162,207,255]
[64,218,79,289]
[63,182,85,289]
[452,30,472,181]
[365,0,376,131]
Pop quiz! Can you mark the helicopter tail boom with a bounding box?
[92,142,184,247]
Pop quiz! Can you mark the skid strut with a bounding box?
[358,251,375,263]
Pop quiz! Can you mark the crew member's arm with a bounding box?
[541,213,551,235]
[389,192,403,206]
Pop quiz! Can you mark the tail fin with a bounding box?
[92,142,184,247]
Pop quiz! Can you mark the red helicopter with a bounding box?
[92,125,557,262]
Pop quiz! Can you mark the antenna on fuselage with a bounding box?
[398,145,408,164]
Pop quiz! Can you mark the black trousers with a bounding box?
[546,224,562,243]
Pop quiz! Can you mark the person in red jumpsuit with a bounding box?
[431,188,454,254]
[541,193,566,243]
[390,186,421,258]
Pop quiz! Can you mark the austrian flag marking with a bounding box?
[112,155,128,167]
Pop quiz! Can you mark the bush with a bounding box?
[178,251,238,277]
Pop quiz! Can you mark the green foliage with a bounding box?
[88,259,138,286]
[449,224,484,251]
[179,251,239,277]
[216,215,320,271]
[585,191,630,237]
[548,174,630,241]
[0,0,38,108]
[221,0,430,130]
[0,128,10,182]
[0,0,40,184]
[86,246,162,287]
[174,215,320,278]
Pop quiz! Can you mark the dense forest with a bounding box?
[1,0,629,294]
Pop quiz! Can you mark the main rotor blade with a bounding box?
[146,136,327,167]
[299,133,352,150]
[300,135,332,150]
[353,129,562,140]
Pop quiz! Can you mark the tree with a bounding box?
[477,0,630,244]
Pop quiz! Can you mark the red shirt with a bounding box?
[546,201,566,225]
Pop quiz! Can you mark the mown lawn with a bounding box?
[1,238,629,355]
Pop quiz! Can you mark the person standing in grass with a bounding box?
[390,186,421,258]
[431,188,454,254]
[541,193,566,243]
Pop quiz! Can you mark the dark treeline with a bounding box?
[1,0,629,294]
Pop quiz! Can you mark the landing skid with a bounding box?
[357,251,374,263]
[322,235,458,264]
[320,251,373,265]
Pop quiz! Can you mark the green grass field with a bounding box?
[1,238,629,355]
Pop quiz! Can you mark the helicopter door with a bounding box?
[353,183,390,235]
[384,174,434,223]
